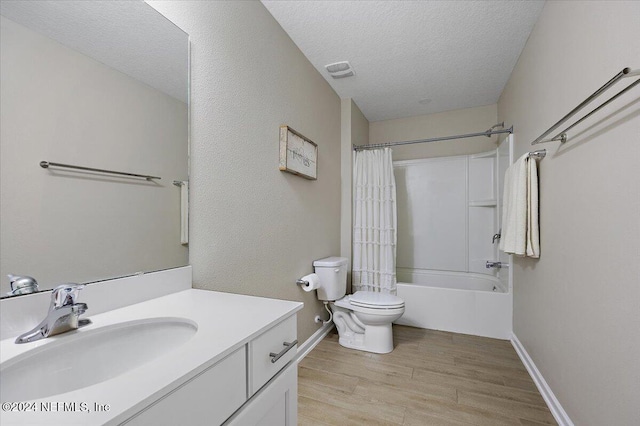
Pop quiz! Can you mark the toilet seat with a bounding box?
[350,291,405,309]
[334,292,405,311]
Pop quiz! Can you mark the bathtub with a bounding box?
[395,269,512,339]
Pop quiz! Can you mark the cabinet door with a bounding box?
[225,361,297,426]
[125,347,246,426]
[249,315,297,395]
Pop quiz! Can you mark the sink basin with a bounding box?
[1,317,197,401]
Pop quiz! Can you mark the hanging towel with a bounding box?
[180,181,189,245]
[526,157,540,257]
[500,153,540,257]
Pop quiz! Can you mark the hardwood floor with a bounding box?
[298,326,556,426]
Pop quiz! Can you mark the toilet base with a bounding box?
[336,322,394,354]
[330,300,403,354]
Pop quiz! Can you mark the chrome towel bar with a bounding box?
[40,161,161,180]
[531,67,639,145]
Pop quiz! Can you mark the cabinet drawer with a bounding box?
[249,315,297,395]
[125,347,246,426]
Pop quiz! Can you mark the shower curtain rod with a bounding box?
[353,125,513,151]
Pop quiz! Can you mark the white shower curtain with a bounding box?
[352,148,397,294]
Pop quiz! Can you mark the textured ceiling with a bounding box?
[0,1,188,103]
[262,0,545,122]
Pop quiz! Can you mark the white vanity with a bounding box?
[0,281,302,426]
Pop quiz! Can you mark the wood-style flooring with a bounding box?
[298,325,556,426]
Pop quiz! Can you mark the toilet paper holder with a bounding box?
[296,278,309,286]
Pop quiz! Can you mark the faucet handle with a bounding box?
[51,284,85,309]
[7,274,39,296]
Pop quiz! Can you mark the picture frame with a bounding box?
[279,126,318,180]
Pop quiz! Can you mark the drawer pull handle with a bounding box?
[269,340,298,363]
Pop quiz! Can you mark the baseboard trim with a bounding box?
[295,322,335,362]
[511,333,574,426]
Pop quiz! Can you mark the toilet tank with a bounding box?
[313,256,348,301]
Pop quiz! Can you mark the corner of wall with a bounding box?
[340,99,370,293]
[340,99,354,290]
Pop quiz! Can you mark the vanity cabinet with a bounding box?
[124,313,298,426]
[1,288,302,426]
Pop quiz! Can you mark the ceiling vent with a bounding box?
[325,61,354,79]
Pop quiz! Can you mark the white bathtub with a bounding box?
[395,269,512,339]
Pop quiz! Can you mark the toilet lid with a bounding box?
[350,291,405,309]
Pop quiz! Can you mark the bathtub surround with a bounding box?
[352,148,398,294]
[498,1,640,425]
[148,1,341,344]
[394,143,513,341]
[395,151,500,276]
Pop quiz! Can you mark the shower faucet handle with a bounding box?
[492,231,501,244]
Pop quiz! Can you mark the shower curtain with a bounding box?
[352,148,397,294]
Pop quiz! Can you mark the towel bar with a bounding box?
[531,67,639,145]
[40,161,160,180]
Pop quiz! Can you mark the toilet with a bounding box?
[313,256,405,354]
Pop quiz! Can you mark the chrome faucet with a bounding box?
[486,261,502,269]
[15,284,91,344]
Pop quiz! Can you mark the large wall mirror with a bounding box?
[0,1,189,297]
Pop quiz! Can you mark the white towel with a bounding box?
[526,158,540,257]
[180,181,189,245]
[500,153,540,258]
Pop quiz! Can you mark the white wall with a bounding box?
[498,2,640,425]
[0,16,188,293]
[149,1,342,344]
[369,104,498,160]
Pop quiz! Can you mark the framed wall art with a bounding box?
[279,125,317,180]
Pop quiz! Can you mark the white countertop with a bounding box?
[0,289,303,425]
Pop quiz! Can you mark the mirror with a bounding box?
[0,1,189,297]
